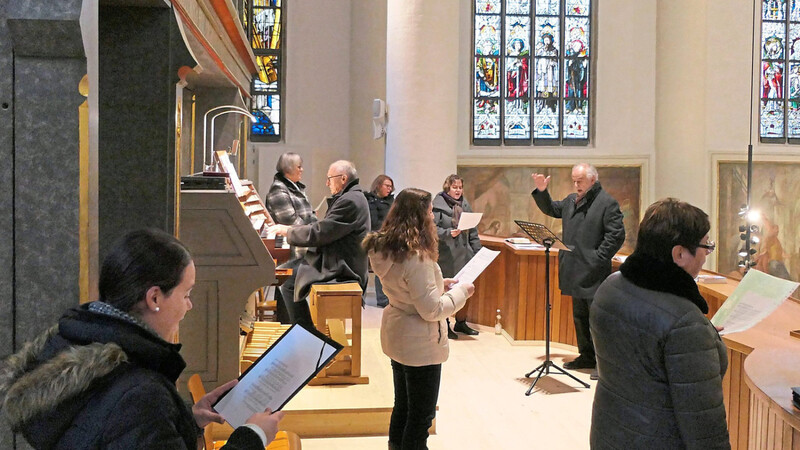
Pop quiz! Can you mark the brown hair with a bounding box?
[442,174,463,192]
[635,198,710,263]
[362,188,438,262]
[370,174,394,196]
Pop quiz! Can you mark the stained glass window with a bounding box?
[759,0,800,142]
[473,0,592,146]
[245,0,283,142]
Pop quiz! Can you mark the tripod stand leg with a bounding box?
[547,362,590,389]
[524,362,548,396]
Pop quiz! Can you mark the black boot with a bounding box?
[454,319,479,335]
[446,318,458,339]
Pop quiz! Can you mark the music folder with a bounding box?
[213,323,343,428]
[514,220,571,251]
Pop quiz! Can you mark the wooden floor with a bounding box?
[286,286,596,449]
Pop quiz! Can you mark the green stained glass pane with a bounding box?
[476,0,501,14]
[535,0,559,16]
[476,15,501,56]
[505,16,530,56]
[763,0,787,21]
[506,0,530,15]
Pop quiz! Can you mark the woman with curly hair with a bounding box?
[363,188,475,450]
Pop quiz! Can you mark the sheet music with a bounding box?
[711,269,799,335]
[457,212,483,231]
[214,325,341,428]
[452,247,500,285]
[216,150,244,197]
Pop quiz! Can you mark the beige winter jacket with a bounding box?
[369,250,470,367]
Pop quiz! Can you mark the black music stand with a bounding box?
[514,220,590,394]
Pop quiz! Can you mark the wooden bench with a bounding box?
[307,282,369,385]
[187,374,302,449]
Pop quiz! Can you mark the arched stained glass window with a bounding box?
[243,0,284,142]
[473,0,592,146]
[759,0,800,143]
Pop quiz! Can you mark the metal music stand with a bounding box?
[514,220,589,394]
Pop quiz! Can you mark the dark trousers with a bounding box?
[572,296,595,361]
[389,360,441,450]
[278,268,314,329]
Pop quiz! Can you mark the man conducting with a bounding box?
[271,160,370,327]
[531,163,625,372]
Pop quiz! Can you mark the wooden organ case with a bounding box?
[178,178,286,393]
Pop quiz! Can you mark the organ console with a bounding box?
[177,174,290,393]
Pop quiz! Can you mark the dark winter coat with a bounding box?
[590,253,730,449]
[433,192,482,278]
[0,303,263,450]
[287,178,371,302]
[364,191,394,232]
[532,181,625,298]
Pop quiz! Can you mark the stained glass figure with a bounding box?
[764,0,786,20]
[473,0,592,144]
[477,0,502,14]
[248,0,283,141]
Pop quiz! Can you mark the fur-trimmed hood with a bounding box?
[0,303,186,447]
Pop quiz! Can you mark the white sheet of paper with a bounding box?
[457,212,483,231]
[214,325,339,428]
[710,269,799,335]
[452,247,500,285]
[216,151,244,197]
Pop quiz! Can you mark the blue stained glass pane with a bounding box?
[534,18,560,56]
[506,57,530,98]
[790,62,800,97]
[789,103,800,137]
[504,99,531,139]
[563,58,588,100]
[252,94,280,136]
[763,0,787,20]
[506,0,530,15]
[533,103,559,138]
[476,57,500,97]
[565,17,590,57]
[535,0,559,16]
[505,16,530,56]
[792,0,800,20]
[475,99,501,139]
[762,21,786,60]
[762,62,784,99]
[476,15,501,55]
[565,0,590,16]
[761,100,784,137]
[476,0,501,14]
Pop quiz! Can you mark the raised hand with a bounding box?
[531,173,550,192]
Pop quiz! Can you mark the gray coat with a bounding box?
[532,181,625,298]
[287,179,371,302]
[590,253,730,449]
[432,192,482,278]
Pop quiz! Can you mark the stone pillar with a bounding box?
[385,0,460,195]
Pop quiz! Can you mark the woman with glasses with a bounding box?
[365,174,395,307]
[364,188,474,450]
[589,198,729,449]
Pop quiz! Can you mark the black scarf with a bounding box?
[440,191,463,229]
[619,252,709,314]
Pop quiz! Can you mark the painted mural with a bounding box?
[718,161,800,283]
[458,165,641,254]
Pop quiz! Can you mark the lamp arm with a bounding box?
[209,109,257,171]
[203,105,252,171]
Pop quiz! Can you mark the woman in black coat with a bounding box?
[364,174,395,307]
[433,174,482,339]
[0,229,283,449]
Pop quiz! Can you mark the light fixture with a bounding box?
[202,105,255,172]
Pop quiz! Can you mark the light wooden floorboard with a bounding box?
[295,289,595,449]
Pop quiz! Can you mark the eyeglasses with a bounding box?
[326,174,344,182]
[697,240,716,254]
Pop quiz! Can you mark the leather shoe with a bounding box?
[447,319,458,340]
[453,320,479,335]
[590,369,599,380]
[563,357,596,370]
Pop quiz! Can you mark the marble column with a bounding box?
[385,0,460,195]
